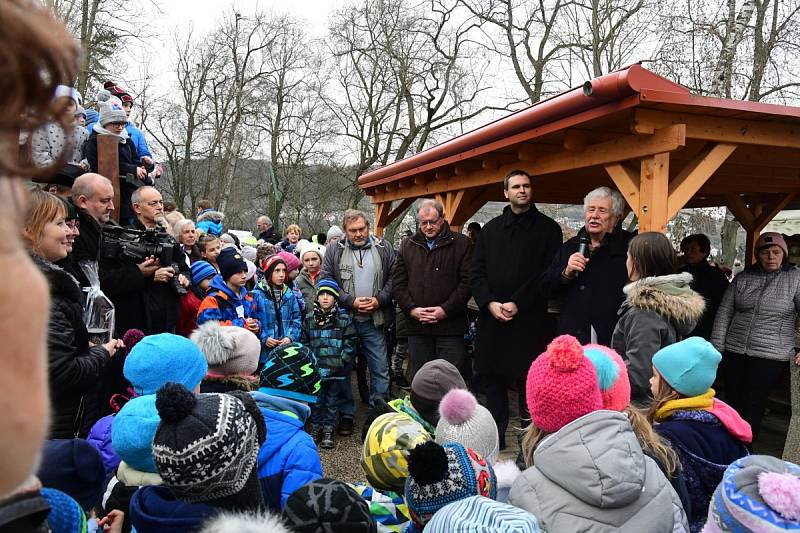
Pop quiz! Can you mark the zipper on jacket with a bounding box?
[73,396,86,438]
[743,271,780,354]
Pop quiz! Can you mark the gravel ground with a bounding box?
[316,377,524,483]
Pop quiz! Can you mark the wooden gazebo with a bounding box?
[358,64,800,260]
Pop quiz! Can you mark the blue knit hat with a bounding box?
[404,441,497,529]
[190,261,217,287]
[37,439,105,512]
[316,279,340,299]
[652,337,721,397]
[112,395,161,473]
[40,488,87,533]
[124,333,208,396]
[425,496,541,533]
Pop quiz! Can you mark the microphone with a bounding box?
[577,234,591,259]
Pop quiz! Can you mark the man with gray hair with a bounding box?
[392,199,473,376]
[257,214,279,244]
[542,186,632,345]
[321,208,395,423]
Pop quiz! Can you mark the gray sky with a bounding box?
[130,0,344,83]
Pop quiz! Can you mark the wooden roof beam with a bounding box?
[369,125,686,204]
[666,142,738,220]
[632,108,800,149]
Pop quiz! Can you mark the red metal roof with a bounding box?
[358,64,800,189]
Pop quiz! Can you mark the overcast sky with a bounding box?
[127,0,345,84]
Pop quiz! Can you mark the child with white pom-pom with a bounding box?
[703,455,800,532]
[435,388,521,502]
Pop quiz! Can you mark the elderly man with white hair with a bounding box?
[542,186,633,345]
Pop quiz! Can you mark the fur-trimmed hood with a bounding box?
[196,209,225,223]
[622,272,705,334]
[199,509,292,533]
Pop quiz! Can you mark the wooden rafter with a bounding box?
[369,125,686,204]
[632,108,800,149]
[667,142,738,220]
[605,162,640,212]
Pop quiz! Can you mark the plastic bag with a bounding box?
[80,260,115,344]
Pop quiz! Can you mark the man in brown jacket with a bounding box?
[392,199,473,377]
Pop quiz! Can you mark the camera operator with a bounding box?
[99,186,190,336]
[540,186,632,345]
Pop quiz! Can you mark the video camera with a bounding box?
[100,225,187,295]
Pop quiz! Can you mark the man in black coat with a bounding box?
[541,186,632,345]
[470,169,562,448]
[99,186,190,336]
[256,215,280,244]
[679,233,729,340]
[68,173,117,288]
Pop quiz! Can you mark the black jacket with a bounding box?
[66,203,104,288]
[258,227,280,244]
[99,220,188,336]
[470,205,562,377]
[679,260,729,340]
[542,227,633,345]
[392,223,473,336]
[34,255,109,438]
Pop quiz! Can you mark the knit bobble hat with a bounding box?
[435,389,500,465]
[40,488,87,533]
[282,479,377,533]
[361,412,432,492]
[124,333,208,396]
[152,383,266,509]
[703,455,800,532]
[258,342,321,404]
[425,496,542,533]
[217,247,247,281]
[526,335,603,434]
[96,88,127,126]
[190,261,217,287]
[584,344,631,411]
[190,322,260,377]
[404,441,497,529]
[652,337,721,397]
[112,394,161,473]
[316,279,340,300]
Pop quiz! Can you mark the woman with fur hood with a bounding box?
[612,232,705,405]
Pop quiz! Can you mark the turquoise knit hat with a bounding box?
[652,337,721,396]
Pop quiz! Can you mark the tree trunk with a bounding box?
[709,0,757,96]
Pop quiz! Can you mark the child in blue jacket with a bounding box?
[250,390,323,510]
[301,279,357,449]
[252,255,303,365]
[196,247,260,335]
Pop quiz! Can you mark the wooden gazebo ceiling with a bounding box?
[359,64,800,238]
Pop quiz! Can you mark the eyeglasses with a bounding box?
[419,219,441,227]
[66,220,80,230]
[108,122,126,128]
[145,200,164,207]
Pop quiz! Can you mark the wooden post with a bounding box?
[97,134,120,222]
[745,229,759,267]
[638,153,670,232]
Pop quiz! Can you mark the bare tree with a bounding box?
[327,0,494,208]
